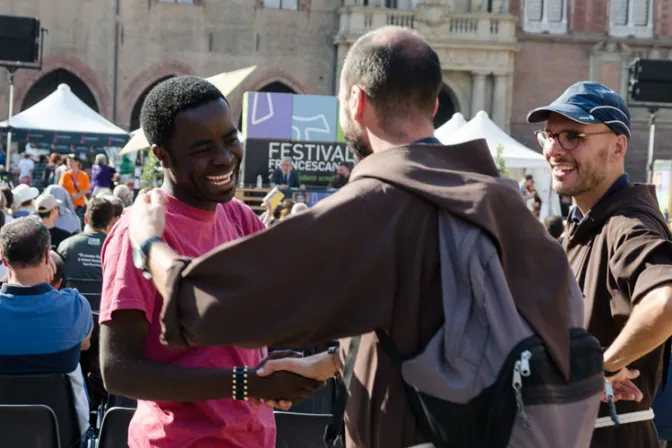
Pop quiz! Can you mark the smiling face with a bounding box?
[542,113,627,207]
[156,98,243,209]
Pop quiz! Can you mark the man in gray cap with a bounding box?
[35,193,73,250]
[528,81,672,447]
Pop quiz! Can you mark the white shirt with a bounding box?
[18,158,34,178]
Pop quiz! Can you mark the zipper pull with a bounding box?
[520,350,532,377]
[512,360,529,427]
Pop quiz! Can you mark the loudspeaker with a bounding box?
[628,58,672,105]
[0,15,40,64]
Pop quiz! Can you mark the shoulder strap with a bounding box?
[662,339,671,392]
[375,328,446,448]
[324,336,360,448]
[69,172,80,192]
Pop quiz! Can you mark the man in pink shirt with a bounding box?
[99,76,322,448]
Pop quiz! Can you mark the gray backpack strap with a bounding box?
[324,336,360,448]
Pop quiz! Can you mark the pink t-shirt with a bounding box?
[99,195,275,448]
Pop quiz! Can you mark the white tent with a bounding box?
[434,112,467,142]
[441,111,546,169]
[437,110,561,220]
[0,84,128,136]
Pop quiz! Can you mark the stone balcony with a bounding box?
[336,5,517,46]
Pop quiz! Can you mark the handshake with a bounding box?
[246,349,339,410]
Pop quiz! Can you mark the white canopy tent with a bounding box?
[0,84,128,136]
[435,111,561,220]
[434,112,467,142]
[0,84,129,167]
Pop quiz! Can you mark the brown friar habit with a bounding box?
[159,139,574,447]
[565,180,672,448]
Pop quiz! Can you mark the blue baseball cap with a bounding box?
[527,81,631,139]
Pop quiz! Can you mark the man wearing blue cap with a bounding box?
[528,81,672,447]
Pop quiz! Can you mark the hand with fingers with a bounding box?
[129,188,167,247]
[247,366,325,409]
[249,350,304,410]
[602,368,644,403]
[255,350,339,408]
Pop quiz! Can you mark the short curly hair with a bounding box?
[140,76,227,148]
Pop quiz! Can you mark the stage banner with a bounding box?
[241,92,354,187]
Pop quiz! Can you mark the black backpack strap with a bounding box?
[662,338,671,392]
[324,336,360,448]
[375,328,446,448]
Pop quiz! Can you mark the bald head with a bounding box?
[341,26,442,130]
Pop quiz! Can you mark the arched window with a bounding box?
[130,76,176,130]
[22,69,98,112]
[433,86,458,129]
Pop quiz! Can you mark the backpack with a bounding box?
[325,210,604,448]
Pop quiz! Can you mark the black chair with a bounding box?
[288,378,337,414]
[97,407,134,448]
[0,404,61,448]
[274,411,334,448]
[107,394,137,409]
[0,374,82,448]
[81,312,107,411]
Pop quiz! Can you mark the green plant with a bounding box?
[495,144,510,177]
[140,150,162,189]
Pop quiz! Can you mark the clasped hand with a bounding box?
[248,350,326,410]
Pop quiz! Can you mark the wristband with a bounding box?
[232,366,249,401]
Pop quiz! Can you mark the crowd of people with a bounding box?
[2,24,672,448]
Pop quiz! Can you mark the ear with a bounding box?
[1,257,7,267]
[84,215,89,225]
[350,86,366,122]
[44,249,50,265]
[153,145,172,169]
[612,134,628,161]
[432,98,439,118]
[54,279,62,290]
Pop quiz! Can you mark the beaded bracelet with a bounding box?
[232,366,249,401]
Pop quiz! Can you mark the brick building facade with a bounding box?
[0,0,671,180]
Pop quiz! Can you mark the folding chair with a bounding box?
[0,374,82,448]
[0,404,61,448]
[97,407,134,448]
[274,411,334,448]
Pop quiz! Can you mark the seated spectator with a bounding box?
[271,158,304,189]
[113,184,132,207]
[44,185,82,234]
[103,195,124,228]
[35,193,74,249]
[50,250,65,290]
[0,186,13,225]
[11,184,39,218]
[57,197,115,311]
[0,218,93,438]
[291,202,309,215]
[544,215,564,243]
[327,162,350,189]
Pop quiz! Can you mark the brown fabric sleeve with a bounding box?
[159,188,395,349]
[608,212,672,306]
[159,256,194,348]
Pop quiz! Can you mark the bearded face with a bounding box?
[339,92,373,162]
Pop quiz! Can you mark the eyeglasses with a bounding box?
[534,129,615,151]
